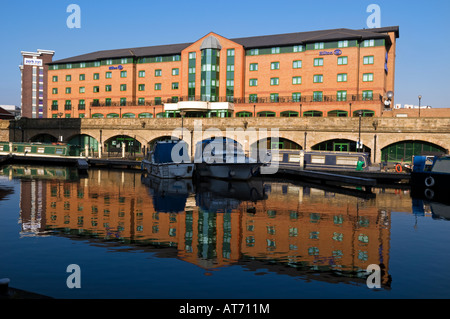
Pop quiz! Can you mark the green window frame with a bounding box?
[65,87,71,94]
[249,63,258,71]
[362,90,373,100]
[227,49,235,56]
[363,73,374,82]
[249,94,258,102]
[93,73,100,80]
[338,40,349,48]
[292,76,302,85]
[79,74,85,81]
[79,87,85,93]
[270,77,279,86]
[93,86,99,93]
[155,69,162,77]
[172,68,179,76]
[271,47,280,54]
[250,49,259,56]
[52,88,58,94]
[120,98,127,106]
[293,45,303,52]
[337,90,347,101]
[313,74,323,83]
[172,82,179,90]
[271,62,280,70]
[353,110,375,117]
[155,83,161,90]
[138,70,145,78]
[314,58,324,67]
[337,73,347,82]
[105,72,112,79]
[363,56,374,65]
[314,42,324,50]
[363,39,375,47]
[292,92,301,102]
[293,60,302,69]
[120,84,127,91]
[105,98,111,106]
[313,91,323,102]
[66,75,71,81]
[303,110,323,117]
[280,111,299,117]
[270,93,279,102]
[338,56,348,65]
[249,78,258,86]
[105,85,112,92]
[120,71,127,78]
[138,98,145,106]
[52,76,58,82]
[138,84,145,91]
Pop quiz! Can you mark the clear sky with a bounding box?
[0,0,449,108]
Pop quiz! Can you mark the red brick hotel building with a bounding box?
[44,26,399,119]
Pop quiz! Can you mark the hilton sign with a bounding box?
[319,49,343,56]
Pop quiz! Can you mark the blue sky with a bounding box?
[0,0,449,108]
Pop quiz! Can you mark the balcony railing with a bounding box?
[64,104,72,110]
[88,94,382,107]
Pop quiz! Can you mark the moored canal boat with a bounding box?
[411,155,450,202]
[141,140,194,179]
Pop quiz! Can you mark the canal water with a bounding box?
[1,165,450,299]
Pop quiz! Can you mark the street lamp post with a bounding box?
[57,112,63,142]
[358,110,363,152]
[180,111,186,140]
[418,95,422,118]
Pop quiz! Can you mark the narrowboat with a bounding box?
[141,140,194,179]
[0,142,81,157]
[411,155,450,202]
[194,137,263,180]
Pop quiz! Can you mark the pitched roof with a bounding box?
[50,26,399,64]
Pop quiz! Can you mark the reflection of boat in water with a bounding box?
[194,137,263,180]
[0,165,80,181]
[195,178,266,212]
[411,155,450,203]
[141,140,194,179]
[141,173,193,213]
[412,198,450,221]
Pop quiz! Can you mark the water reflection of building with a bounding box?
[28,169,396,287]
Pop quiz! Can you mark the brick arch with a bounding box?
[378,137,449,153]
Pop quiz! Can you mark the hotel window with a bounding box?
[135,84,143,91]
[172,82,179,90]
[78,100,85,110]
[313,91,323,102]
[189,52,196,59]
[79,87,85,93]
[362,90,373,100]
[138,70,145,78]
[337,73,347,82]
[314,58,324,66]
[105,85,112,92]
[293,45,303,52]
[249,63,258,71]
[94,61,100,67]
[338,56,348,65]
[293,60,302,69]
[271,62,280,70]
[337,90,347,101]
[155,83,161,90]
[93,86,99,93]
[66,64,72,69]
[93,73,100,80]
[249,94,258,102]
[271,47,280,54]
[363,56,374,65]
[155,69,162,77]
[105,72,112,79]
[292,76,302,85]
[52,76,58,82]
[66,75,71,81]
[120,84,127,91]
[80,62,86,68]
[52,88,58,94]
[270,93,279,102]
[138,98,145,106]
[155,57,162,62]
[105,98,111,106]
[314,42,324,50]
[106,59,113,65]
[120,98,127,106]
[338,40,348,48]
[79,74,85,81]
[363,73,374,82]
[51,101,58,110]
[172,68,179,76]
[313,74,323,83]
[188,67,196,74]
[65,87,71,94]
[227,49,235,56]
[249,79,258,86]
[227,65,234,72]
[270,77,279,86]
[120,71,127,78]
[121,58,128,64]
[292,92,301,102]
[363,39,375,47]
[249,48,259,56]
